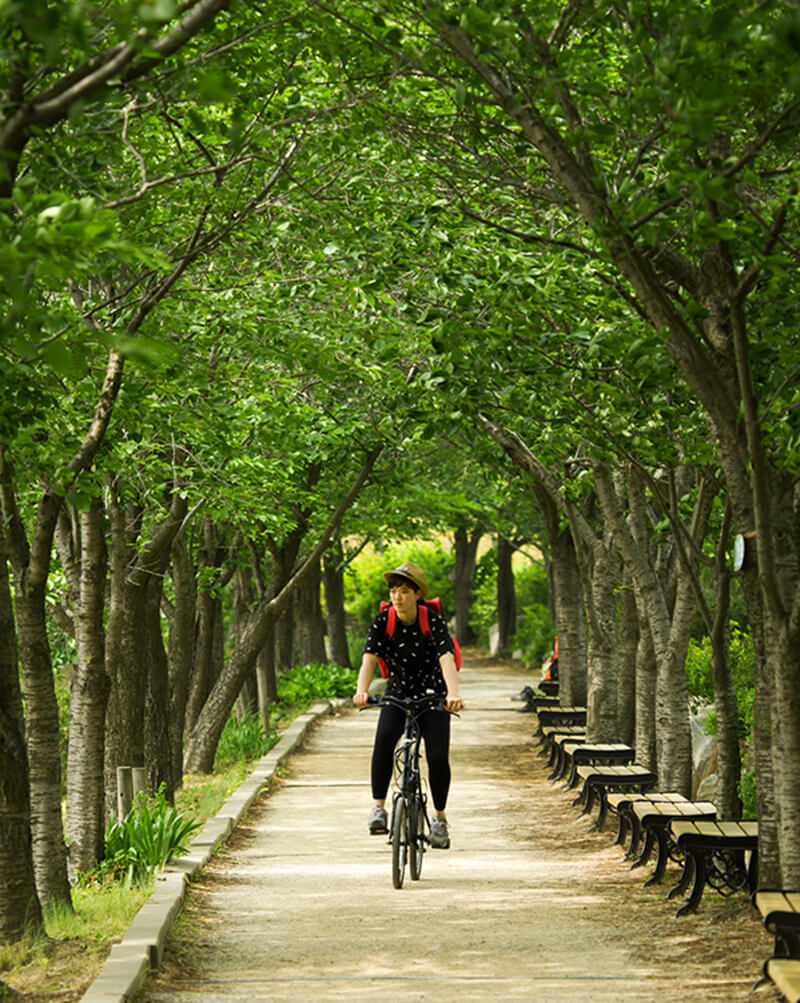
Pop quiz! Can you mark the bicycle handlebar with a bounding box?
[363,693,451,714]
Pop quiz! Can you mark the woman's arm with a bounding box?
[354,651,378,706]
[439,652,464,712]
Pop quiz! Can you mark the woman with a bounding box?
[353,560,464,848]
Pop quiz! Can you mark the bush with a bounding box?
[96,787,201,888]
[509,561,554,666]
[739,769,757,820]
[469,549,497,646]
[685,627,755,741]
[215,711,278,767]
[467,549,553,661]
[276,661,358,708]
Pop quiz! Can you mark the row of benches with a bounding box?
[520,689,798,1000]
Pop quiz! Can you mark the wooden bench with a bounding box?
[539,679,559,696]
[538,725,585,769]
[518,691,561,714]
[558,741,635,789]
[572,764,658,831]
[752,889,800,992]
[764,958,800,1002]
[629,799,717,886]
[667,819,758,917]
[608,792,690,856]
[754,889,800,959]
[535,705,587,738]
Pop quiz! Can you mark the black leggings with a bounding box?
[371,704,452,812]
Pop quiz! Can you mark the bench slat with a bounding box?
[766,958,800,1003]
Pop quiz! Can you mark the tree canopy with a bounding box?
[2,0,800,945]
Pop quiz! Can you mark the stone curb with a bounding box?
[81,699,337,1002]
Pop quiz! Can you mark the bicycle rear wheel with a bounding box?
[409,794,425,881]
[391,798,407,889]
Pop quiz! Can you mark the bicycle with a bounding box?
[365,692,448,889]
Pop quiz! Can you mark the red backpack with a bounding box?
[375,597,463,679]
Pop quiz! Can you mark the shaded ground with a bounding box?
[134,656,775,1002]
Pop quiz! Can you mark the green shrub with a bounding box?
[215,710,278,767]
[97,787,201,888]
[509,561,554,666]
[276,661,358,708]
[739,769,757,819]
[469,548,498,646]
[685,628,755,741]
[468,549,553,661]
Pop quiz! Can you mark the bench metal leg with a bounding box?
[576,782,594,817]
[613,809,629,849]
[588,788,610,832]
[631,827,656,870]
[624,813,644,860]
[643,828,669,886]
[675,848,706,916]
[668,851,695,901]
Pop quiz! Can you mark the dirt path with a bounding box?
[137,657,773,1001]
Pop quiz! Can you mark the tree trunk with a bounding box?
[186,586,218,736]
[595,461,697,795]
[275,598,295,673]
[14,586,72,908]
[63,501,110,879]
[144,579,172,798]
[534,485,587,707]
[581,538,622,743]
[616,571,638,747]
[256,625,278,729]
[295,557,327,665]
[232,566,258,718]
[496,537,516,653]
[634,615,658,773]
[657,575,694,795]
[0,533,42,943]
[165,535,196,794]
[453,524,481,644]
[323,539,351,668]
[105,479,187,805]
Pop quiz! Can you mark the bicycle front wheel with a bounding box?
[408,794,425,881]
[391,798,407,889]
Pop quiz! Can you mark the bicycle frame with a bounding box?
[367,693,442,888]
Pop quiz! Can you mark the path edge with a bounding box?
[80,699,341,1003]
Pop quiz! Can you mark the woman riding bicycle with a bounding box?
[353,560,464,849]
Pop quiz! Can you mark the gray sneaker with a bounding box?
[368,805,388,834]
[430,816,450,849]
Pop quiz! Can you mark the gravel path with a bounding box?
[136,656,771,1002]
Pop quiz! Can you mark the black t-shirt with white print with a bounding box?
[364,605,454,700]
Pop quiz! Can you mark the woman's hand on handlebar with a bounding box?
[445,693,464,713]
[353,690,370,707]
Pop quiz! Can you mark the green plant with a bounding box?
[215,711,278,767]
[469,548,498,646]
[685,628,755,741]
[276,661,358,708]
[739,769,757,820]
[509,562,554,666]
[96,787,201,888]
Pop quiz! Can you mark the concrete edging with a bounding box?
[81,699,337,1003]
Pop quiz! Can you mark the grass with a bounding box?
[0,880,152,1001]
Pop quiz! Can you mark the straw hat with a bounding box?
[382,560,429,598]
